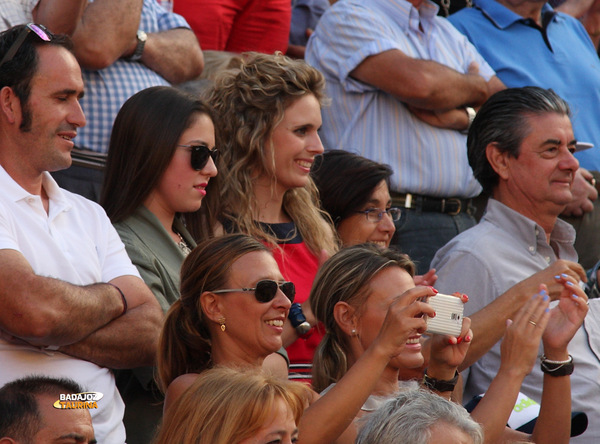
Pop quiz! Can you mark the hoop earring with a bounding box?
[218,317,226,332]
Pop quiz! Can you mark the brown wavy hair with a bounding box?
[208,52,337,256]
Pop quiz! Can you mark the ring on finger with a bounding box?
[528,320,537,327]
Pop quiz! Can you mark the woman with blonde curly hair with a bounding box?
[154,367,311,444]
[208,52,337,383]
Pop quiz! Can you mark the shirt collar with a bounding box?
[483,198,575,254]
[373,0,439,32]
[473,0,557,30]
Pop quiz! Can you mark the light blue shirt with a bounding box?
[450,0,600,171]
[75,0,190,154]
[305,0,494,197]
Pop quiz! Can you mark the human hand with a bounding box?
[543,276,588,357]
[414,268,438,287]
[428,293,471,374]
[407,106,469,131]
[561,168,597,217]
[514,260,586,302]
[499,288,550,378]
[372,286,436,360]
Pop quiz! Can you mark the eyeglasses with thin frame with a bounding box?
[212,280,296,304]
[0,23,51,69]
[177,144,219,171]
[355,207,402,223]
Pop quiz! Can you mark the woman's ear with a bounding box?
[333,301,357,336]
[200,291,224,323]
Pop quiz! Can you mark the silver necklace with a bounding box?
[175,232,191,256]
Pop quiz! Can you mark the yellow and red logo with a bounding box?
[53,392,103,409]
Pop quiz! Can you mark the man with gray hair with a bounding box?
[355,388,483,444]
[432,86,600,442]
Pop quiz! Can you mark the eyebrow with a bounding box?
[56,433,97,443]
[54,88,85,99]
[541,138,577,147]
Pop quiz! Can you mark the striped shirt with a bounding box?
[306,0,494,198]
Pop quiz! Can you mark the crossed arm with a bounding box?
[0,248,163,368]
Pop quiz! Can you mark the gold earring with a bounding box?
[218,317,226,332]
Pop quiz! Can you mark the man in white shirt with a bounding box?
[0,24,162,443]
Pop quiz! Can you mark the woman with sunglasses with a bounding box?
[100,86,218,442]
[157,233,442,443]
[310,244,586,444]
[208,52,337,384]
[157,234,296,413]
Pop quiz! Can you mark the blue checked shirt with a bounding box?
[75,0,190,154]
[306,0,494,198]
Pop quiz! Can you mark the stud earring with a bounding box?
[351,328,357,336]
[218,317,226,332]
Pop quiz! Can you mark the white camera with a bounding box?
[424,293,464,337]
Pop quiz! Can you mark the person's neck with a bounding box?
[496,0,544,25]
[347,351,400,397]
[492,192,559,243]
[253,179,291,224]
[143,198,176,240]
[211,340,265,368]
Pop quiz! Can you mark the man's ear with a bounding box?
[0,86,21,124]
[200,291,224,323]
[486,142,510,180]
[333,301,357,336]
[0,437,18,444]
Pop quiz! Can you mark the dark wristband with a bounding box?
[108,283,127,317]
[423,369,459,392]
[541,354,574,377]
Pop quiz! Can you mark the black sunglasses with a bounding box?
[212,280,296,304]
[178,144,219,170]
[0,23,51,69]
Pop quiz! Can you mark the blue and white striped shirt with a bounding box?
[306,0,494,197]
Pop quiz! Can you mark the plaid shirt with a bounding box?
[75,0,190,153]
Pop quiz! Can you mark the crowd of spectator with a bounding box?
[0,0,599,443]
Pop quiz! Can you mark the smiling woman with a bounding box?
[208,53,338,383]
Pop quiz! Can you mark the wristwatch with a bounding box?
[129,30,147,61]
[288,303,312,337]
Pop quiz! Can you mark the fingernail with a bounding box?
[456,336,463,344]
[554,275,561,279]
[428,286,438,294]
[466,335,472,342]
[561,273,569,279]
[448,338,456,345]
[566,281,574,287]
[572,293,579,298]
[545,308,550,312]
[432,311,436,317]
[462,294,469,302]
[540,289,548,296]
[543,294,549,301]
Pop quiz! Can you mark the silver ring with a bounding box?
[528,320,537,327]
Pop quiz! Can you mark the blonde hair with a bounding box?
[154,367,311,444]
[208,52,337,256]
[310,244,415,393]
[156,234,269,393]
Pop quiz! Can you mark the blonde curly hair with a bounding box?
[208,52,337,256]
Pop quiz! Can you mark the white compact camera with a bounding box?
[424,293,464,337]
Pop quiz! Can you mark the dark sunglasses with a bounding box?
[212,280,295,304]
[0,23,51,69]
[178,144,219,170]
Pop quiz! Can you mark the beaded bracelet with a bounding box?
[108,283,128,317]
[540,354,574,377]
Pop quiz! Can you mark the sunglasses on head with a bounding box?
[178,144,219,170]
[0,23,51,69]
[212,280,296,304]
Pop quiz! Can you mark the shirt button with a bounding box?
[545,257,551,263]
[27,197,35,203]
[529,246,535,252]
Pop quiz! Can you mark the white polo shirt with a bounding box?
[0,165,140,443]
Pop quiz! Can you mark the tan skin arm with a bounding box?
[459,260,586,371]
[350,49,504,112]
[0,249,125,345]
[32,0,87,35]
[59,274,163,369]
[69,0,203,82]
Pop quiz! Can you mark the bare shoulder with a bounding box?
[164,372,200,414]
